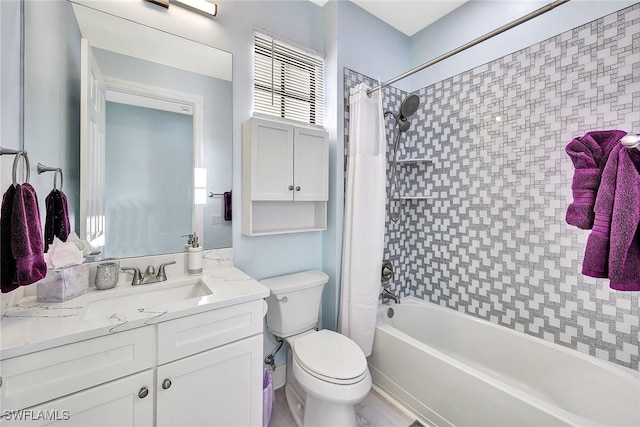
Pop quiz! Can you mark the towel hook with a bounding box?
[11,151,30,187]
[37,163,63,191]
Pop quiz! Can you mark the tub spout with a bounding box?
[381,288,400,304]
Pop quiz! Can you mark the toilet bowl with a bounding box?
[284,330,371,427]
[261,271,372,427]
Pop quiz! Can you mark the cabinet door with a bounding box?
[1,370,154,427]
[293,127,328,201]
[156,334,263,427]
[250,119,294,201]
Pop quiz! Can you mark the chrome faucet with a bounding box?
[381,288,400,304]
[121,261,176,286]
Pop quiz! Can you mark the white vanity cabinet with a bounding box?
[155,300,264,427]
[2,370,155,427]
[156,335,262,427]
[0,327,155,426]
[0,300,264,427]
[242,117,328,235]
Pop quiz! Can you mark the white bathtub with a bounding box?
[368,297,640,427]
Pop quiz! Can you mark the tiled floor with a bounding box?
[268,386,417,427]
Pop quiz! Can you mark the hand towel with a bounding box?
[1,185,18,293]
[582,144,640,291]
[44,189,71,252]
[11,183,47,287]
[223,191,232,221]
[565,130,627,229]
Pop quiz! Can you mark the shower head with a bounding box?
[400,94,420,119]
[387,94,420,133]
[396,118,411,133]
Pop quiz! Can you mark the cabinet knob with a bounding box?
[162,379,172,390]
[288,185,294,191]
[295,186,301,191]
[138,387,149,399]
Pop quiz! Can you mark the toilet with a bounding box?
[261,270,371,427]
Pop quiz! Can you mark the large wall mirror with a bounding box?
[23,0,232,259]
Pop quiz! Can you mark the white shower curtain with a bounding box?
[339,83,386,356]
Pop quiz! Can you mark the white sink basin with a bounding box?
[82,278,212,320]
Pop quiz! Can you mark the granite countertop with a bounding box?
[0,266,270,360]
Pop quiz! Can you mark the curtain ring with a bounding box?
[12,151,30,187]
[54,168,63,191]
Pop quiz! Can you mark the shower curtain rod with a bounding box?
[366,0,571,96]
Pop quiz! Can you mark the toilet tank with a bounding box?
[261,270,329,337]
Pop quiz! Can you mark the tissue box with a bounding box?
[36,264,89,303]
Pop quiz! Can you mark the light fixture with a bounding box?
[145,0,217,18]
[175,0,217,16]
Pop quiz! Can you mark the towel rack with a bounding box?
[37,162,63,191]
[620,134,639,151]
[0,147,22,156]
[0,147,30,186]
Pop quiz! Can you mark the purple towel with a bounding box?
[223,191,232,221]
[565,130,627,229]
[11,183,47,287]
[1,185,18,293]
[44,189,71,252]
[582,144,640,291]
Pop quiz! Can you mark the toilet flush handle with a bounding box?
[275,295,288,303]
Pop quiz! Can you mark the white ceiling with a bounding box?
[310,0,469,36]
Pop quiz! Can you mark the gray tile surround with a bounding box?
[343,4,639,370]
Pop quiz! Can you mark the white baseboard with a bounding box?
[272,364,287,390]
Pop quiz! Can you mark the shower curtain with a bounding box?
[339,83,386,356]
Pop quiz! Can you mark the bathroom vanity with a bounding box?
[0,266,269,426]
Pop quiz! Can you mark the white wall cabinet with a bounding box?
[243,117,328,235]
[0,301,264,427]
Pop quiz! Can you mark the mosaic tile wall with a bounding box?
[343,4,639,370]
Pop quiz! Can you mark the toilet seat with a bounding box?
[293,330,368,385]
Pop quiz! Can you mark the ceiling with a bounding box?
[310,0,469,36]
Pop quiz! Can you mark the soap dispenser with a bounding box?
[187,232,203,275]
[182,233,195,252]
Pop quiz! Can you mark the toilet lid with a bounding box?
[294,330,367,382]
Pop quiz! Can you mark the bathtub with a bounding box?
[367,297,640,427]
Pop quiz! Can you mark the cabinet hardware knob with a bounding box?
[295,186,301,191]
[162,379,172,390]
[138,387,149,399]
[288,185,294,190]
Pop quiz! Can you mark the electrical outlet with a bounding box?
[211,214,222,224]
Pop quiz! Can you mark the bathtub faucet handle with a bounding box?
[381,260,394,283]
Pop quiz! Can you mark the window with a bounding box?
[253,32,324,127]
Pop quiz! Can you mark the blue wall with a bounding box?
[0,0,21,156]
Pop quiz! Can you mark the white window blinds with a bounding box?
[253,32,324,127]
